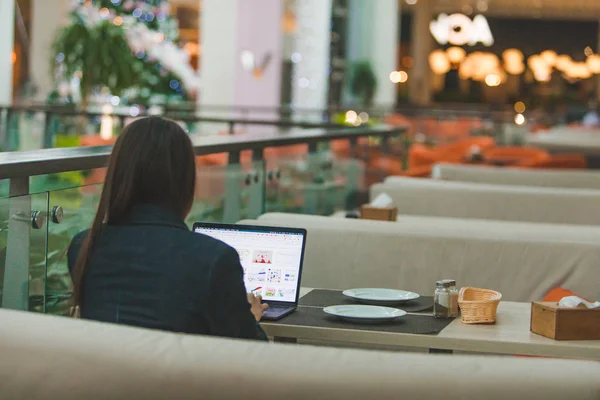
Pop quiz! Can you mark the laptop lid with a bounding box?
[193,222,307,306]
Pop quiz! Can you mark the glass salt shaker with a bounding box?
[446,280,459,318]
[434,280,451,318]
[434,279,459,318]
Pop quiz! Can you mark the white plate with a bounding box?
[323,305,407,323]
[343,288,420,305]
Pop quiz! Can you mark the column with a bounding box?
[199,0,284,117]
[30,0,70,101]
[0,0,15,105]
[409,0,433,105]
[371,0,399,107]
[199,0,238,111]
[345,0,399,107]
[290,0,332,116]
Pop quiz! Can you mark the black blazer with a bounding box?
[67,204,267,341]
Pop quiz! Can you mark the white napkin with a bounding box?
[558,296,600,309]
[370,193,394,208]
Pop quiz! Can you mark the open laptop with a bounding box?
[193,222,307,321]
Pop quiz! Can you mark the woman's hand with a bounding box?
[247,293,269,322]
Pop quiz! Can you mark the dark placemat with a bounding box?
[277,306,453,335]
[300,289,434,312]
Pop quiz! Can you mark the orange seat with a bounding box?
[539,153,587,169]
[543,288,590,302]
[400,164,434,178]
[408,137,496,169]
[482,146,551,168]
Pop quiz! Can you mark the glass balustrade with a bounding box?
[265,145,369,216]
[0,120,401,316]
[0,192,49,313]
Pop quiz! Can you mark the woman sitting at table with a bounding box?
[68,116,268,340]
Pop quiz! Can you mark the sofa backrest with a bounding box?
[431,163,600,189]
[246,213,600,302]
[1,309,599,400]
[373,177,600,225]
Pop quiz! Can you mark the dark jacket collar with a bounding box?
[120,204,189,230]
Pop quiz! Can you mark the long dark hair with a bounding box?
[72,117,196,308]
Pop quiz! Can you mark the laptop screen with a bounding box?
[193,223,306,304]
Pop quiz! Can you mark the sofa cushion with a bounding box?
[248,213,600,302]
[1,309,600,400]
[432,164,600,189]
[374,177,600,225]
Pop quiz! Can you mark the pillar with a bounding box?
[199,0,283,119]
[0,0,15,105]
[30,0,70,101]
[409,0,433,105]
[372,0,399,107]
[199,0,238,111]
[290,0,332,116]
[345,0,399,107]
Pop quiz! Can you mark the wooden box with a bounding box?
[530,302,600,341]
[360,205,398,221]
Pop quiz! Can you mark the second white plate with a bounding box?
[343,288,420,305]
[323,305,407,323]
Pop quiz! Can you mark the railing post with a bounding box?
[223,151,242,223]
[43,112,56,149]
[248,148,265,219]
[5,109,19,151]
[2,176,31,311]
[0,107,5,148]
[344,136,362,211]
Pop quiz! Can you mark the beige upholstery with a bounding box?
[246,213,600,302]
[373,177,600,225]
[526,129,600,156]
[432,163,600,189]
[1,309,600,400]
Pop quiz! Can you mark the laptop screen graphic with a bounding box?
[194,226,304,303]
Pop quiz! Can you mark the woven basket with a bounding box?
[458,287,502,324]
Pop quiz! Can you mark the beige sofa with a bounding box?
[432,163,600,189]
[244,213,600,302]
[1,309,600,400]
[373,177,600,225]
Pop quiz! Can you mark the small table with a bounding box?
[261,288,600,361]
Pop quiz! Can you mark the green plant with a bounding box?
[349,61,377,106]
[52,19,138,105]
[51,0,188,105]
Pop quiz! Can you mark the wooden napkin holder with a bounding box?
[360,205,397,221]
[530,301,600,340]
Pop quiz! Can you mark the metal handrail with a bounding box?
[1,103,512,119]
[0,125,404,181]
[0,105,344,135]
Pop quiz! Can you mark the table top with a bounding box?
[261,288,600,361]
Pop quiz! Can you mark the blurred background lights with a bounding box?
[129,105,141,117]
[345,110,358,124]
[514,101,526,113]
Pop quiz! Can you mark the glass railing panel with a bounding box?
[187,160,265,226]
[46,184,102,316]
[265,146,364,216]
[0,192,49,312]
[30,168,104,196]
